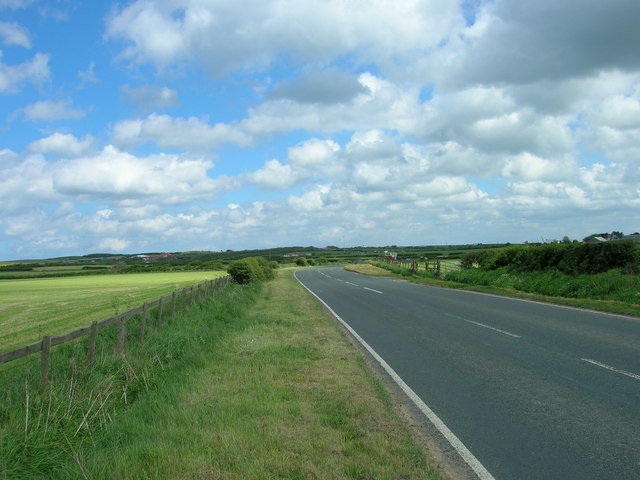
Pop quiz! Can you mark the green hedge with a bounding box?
[461,241,639,274]
[227,256,276,284]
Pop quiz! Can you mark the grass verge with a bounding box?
[2,270,442,479]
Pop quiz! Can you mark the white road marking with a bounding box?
[447,314,521,338]
[346,282,359,286]
[364,287,383,294]
[294,271,496,480]
[464,319,521,338]
[581,358,640,382]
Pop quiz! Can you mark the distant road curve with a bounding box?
[295,266,640,480]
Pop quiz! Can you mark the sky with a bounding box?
[1,0,639,260]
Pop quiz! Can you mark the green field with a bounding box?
[0,271,226,352]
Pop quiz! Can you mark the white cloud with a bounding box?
[94,237,131,252]
[0,21,30,47]
[0,52,49,93]
[106,0,462,76]
[287,138,340,168]
[28,133,96,156]
[267,68,367,104]
[244,159,305,190]
[22,99,85,121]
[0,0,35,9]
[111,113,251,150]
[110,73,419,150]
[441,0,640,88]
[121,84,179,111]
[78,61,98,86]
[0,149,58,215]
[51,145,232,204]
[502,153,577,182]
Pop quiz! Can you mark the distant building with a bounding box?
[585,236,608,243]
[623,234,640,243]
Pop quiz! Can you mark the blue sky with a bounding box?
[1,0,639,260]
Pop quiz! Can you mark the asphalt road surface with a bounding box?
[295,267,640,480]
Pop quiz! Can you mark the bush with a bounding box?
[227,257,275,284]
[295,257,308,266]
[460,241,639,275]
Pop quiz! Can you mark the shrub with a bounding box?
[295,257,308,266]
[461,241,639,274]
[227,257,275,284]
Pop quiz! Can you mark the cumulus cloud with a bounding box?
[267,68,368,104]
[0,149,58,215]
[111,73,420,150]
[51,145,228,204]
[94,237,131,252]
[121,84,179,111]
[244,159,306,190]
[111,113,252,150]
[0,21,30,47]
[441,0,640,87]
[22,99,85,121]
[106,0,462,76]
[28,133,96,156]
[0,51,49,93]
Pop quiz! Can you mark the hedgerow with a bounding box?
[460,241,639,275]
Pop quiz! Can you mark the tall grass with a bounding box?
[0,283,262,479]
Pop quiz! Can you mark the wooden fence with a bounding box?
[0,275,231,391]
[389,258,462,277]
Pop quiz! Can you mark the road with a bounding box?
[295,267,640,480]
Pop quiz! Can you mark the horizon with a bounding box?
[1,1,639,260]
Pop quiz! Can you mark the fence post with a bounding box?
[87,321,98,366]
[117,317,126,357]
[40,335,51,393]
[435,259,441,278]
[157,298,163,327]
[139,303,148,342]
[171,292,177,317]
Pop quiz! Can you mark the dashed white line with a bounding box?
[345,281,359,286]
[364,287,383,294]
[581,358,640,382]
[448,314,521,338]
[465,319,521,338]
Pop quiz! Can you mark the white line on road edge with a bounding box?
[364,287,383,294]
[581,358,640,382]
[295,272,496,480]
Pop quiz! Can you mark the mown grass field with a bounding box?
[0,271,226,352]
[1,269,442,479]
